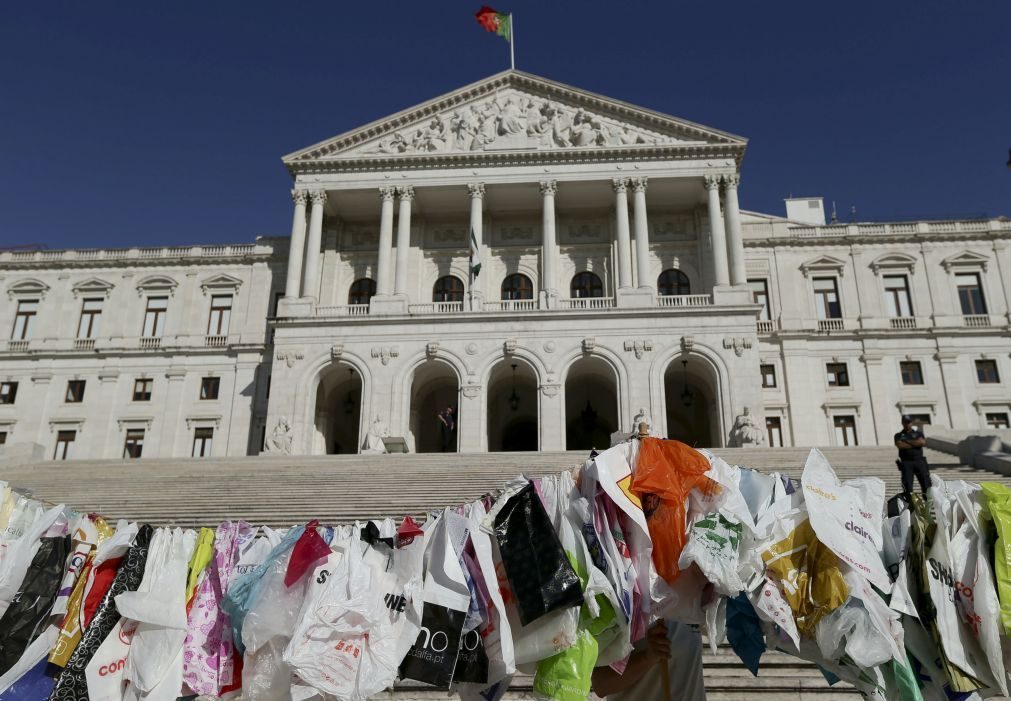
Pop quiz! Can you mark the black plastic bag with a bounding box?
[399,602,466,688]
[453,627,489,685]
[493,481,582,626]
[0,535,71,674]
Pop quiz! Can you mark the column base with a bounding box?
[712,286,753,306]
[276,297,314,318]
[616,287,654,309]
[368,295,408,315]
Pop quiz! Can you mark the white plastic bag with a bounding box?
[0,503,65,617]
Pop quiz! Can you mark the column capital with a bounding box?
[467,182,485,199]
[397,185,415,201]
[309,190,327,206]
[379,186,397,201]
[722,174,741,189]
[630,177,648,193]
[291,189,308,205]
[612,177,629,193]
[703,175,722,191]
[539,179,558,196]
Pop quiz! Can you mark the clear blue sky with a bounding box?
[2,1,1009,249]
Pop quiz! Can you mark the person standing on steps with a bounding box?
[437,406,455,452]
[895,414,930,496]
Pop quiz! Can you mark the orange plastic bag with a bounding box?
[630,438,718,583]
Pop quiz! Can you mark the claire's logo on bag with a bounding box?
[845,521,874,542]
[806,485,838,501]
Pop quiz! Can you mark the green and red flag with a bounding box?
[475,6,511,42]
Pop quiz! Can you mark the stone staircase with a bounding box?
[3,445,1008,699]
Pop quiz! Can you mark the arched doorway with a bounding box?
[664,357,719,447]
[487,360,538,451]
[564,357,619,450]
[313,363,363,454]
[409,360,459,453]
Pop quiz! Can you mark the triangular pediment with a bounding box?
[941,250,990,271]
[200,273,243,292]
[800,255,847,276]
[284,70,746,171]
[869,252,917,274]
[72,277,115,296]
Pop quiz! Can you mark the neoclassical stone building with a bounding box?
[1,70,1009,460]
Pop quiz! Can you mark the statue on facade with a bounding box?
[265,416,293,455]
[497,97,527,136]
[729,407,766,447]
[362,414,387,454]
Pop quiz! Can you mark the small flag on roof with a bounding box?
[475,6,511,42]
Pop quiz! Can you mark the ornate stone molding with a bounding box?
[703,175,722,191]
[330,343,344,360]
[397,185,415,201]
[185,415,222,430]
[276,350,304,368]
[630,177,648,193]
[426,341,440,359]
[503,338,518,355]
[612,177,628,194]
[116,416,153,430]
[309,190,327,206]
[465,342,479,356]
[291,189,308,205]
[623,339,654,360]
[539,180,557,196]
[378,186,397,201]
[582,337,596,354]
[468,182,485,199]
[371,346,399,365]
[461,384,481,399]
[540,383,561,398]
[543,340,556,353]
[680,335,694,355]
[722,174,740,189]
[722,337,752,357]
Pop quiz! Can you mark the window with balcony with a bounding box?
[833,415,858,446]
[0,382,17,405]
[54,430,76,460]
[133,378,153,401]
[65,380,86,403]
[570,272,603,299]
[657,269,690,296]
[986,412,1010,429]
[348,278,377,305]
[11,300,38,340]
[826,362,850,387]
[207,295,232,335]
[142,297,168,337]
[200,377,220,400]
[956,273,987,315]
[761,364,777,388]
[501,274,533,300]
[976,359,1000,384]
[813,278,841,319]
[123,429,145,459]
[748,279,770,321]
[766,416,783,447]
[433,276,465,303]
[883,275,913,317]
[77,298,103,339]
[900,361,924,386]
[192,427,214,457]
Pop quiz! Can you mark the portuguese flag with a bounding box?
[475,6,511,41]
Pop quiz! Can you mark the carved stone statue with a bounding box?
[362,414,387,454]
[497,97,527,136]
[265,416,293,455]
[729,407,766,447]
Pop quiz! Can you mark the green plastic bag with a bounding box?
[981,482,1011,636]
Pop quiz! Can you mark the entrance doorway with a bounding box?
[663,357,719,447]
[564,357,619,450]
[487,360,538,451]
[409,360,459,453]
[313,363,363,454]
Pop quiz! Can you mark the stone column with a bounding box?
[723,174,746,286]
[540,180,558,307]
[284,189,308,298]
[468,183,485,308]
[301,190,326,299]
[705,175,730,287]
[394,186,414,297]
[631,177,652,291]
[936,351,970,428]
[613,178,633,290]
[375,187,397,296]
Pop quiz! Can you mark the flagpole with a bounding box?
[509,13,515,70]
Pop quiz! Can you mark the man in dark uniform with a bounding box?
[895,414,930,495]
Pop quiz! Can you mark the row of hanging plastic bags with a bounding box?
[3,437,1011,700]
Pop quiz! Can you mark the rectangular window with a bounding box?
[132,378,153,402]
[907,413,932,427]
[986,412,1010,429]
[192,427,214,457]
[142,297,168,337]
[54,430,76,460]
[123,429,145,459]
[761,364,777,388]
[0,382,17,405]
[826,362,850,387]
[900,361,924,386]
[200,377,220,400]
[11,300,38,340]
[207,294,232,335]
[766,416,783,447]
[976,359,1000,384]
[65,380,86,403]
[883,275,913,318]
[833,415,858,446]
[748,279,770,321]
[0,431,6,446]
[77,298,103,339]
[956,273,987,315]
[813,278,842,319]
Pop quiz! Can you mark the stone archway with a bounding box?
[409,360,460,453]
[663,356,719,448]
[564,357,619,451]
[487,360,538,451]
[313,363,363,454]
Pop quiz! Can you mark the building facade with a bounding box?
[1,71,1009,460]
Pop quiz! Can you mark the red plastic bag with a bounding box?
[630,438,717,583]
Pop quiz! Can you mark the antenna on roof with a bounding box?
[830,201,838,224]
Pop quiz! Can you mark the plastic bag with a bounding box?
[726,593,764,675]
[678,512,745,596]
[0,624,58,698]
[629,438,716,584]
[981,482,1011,635]
[0,504,65,618]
